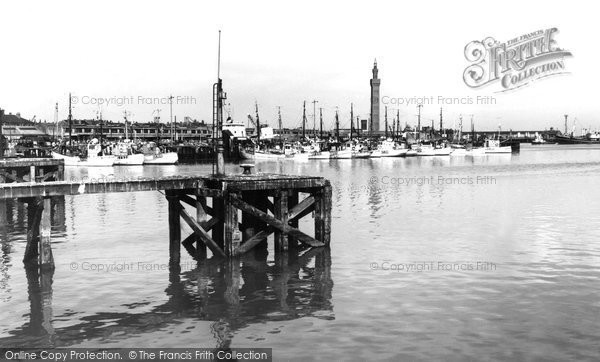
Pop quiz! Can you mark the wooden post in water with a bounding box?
[166,190,181,267]
[313,185,332,245]
[195,189,208,259]
[287,191,299,249]
[274,189,289,251]
[212,193,225,249]
[23,198,42,265]
[224,192,239,256]
[39,198,54,270]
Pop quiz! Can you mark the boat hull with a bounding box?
[484,146,512,154]
[434,149,452,156]
[143,152,179,164]
[114,153,145,165]
[52,152,115,167]
[308,151,331,159]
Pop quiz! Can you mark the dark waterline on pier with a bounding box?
[1,144,600,360]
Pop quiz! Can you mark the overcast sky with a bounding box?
[1,0,596,132]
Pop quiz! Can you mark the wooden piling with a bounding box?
[212,193,225,249]
[23,198,43,265]
[166,190,181,267]
[224,192,239,256]
[39,198,54,270]
[274,190,289,251]
[195,189,208,259]
[287,190,299,248]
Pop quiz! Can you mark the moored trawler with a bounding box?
[113,140,144,165]
[413,143,435,156]
[52,139,116,167]
[141,142,179,164]
[370,140,407,157]
[483,139,512,154]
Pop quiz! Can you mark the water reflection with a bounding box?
[0,247,333,348]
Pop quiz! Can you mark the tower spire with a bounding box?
[370,60,381,134]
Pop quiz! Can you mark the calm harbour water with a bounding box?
[1,144,600,360]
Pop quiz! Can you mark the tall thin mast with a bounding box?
[384,106,388,139]
[68,93,73,147]
[417,104,422,140]
[312,100,318,139]
[169,95,174,143]
[255,101,260,144]
[53,102,59,142]
[214,30,226,175]
[302,101,306,139]
[396,109,400,139]
[277,106,282,142]
[319,107,323,139]
[99,109,104,153]
[439,107,443,136]
[350,103,354,141]
[335,108,339,141]
[124,111,129,140]
[564,114,568,135]
[154,109,161,145]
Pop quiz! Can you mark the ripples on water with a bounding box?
[1,144,600,360]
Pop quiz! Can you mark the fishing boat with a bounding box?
[433,144,452,156]
[370,140,407,157]
[142,142,179,164]
[114,113,145,165]
[465,147,486,156]
[483,139,511,154]
[113,140,144,165]
[449,144,467,156]
[414,143,436,156]
[52,139,116,167]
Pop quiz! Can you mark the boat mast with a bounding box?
[99,109,104,153]
[335,108,339,141]
[277,106,282,143]
[439,107,443,137]
[255,101,260,144]
[384,106,388,139]
[154,109,161,145]
[68,93,73,147]
[417,104,422,140]
[471,115,475,142]
[312,100,318,140]
[350,103,354,141]
[396,109,400,140]
[319,107,323,139]
[458,115,463,143]
[53,102,59,142]
[124,111,129,140]
[564,114,568,135]
[169,94,174,144]
[302,101,306,139]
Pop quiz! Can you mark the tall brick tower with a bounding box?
[370,59,380,133]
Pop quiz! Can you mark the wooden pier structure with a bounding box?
[0,159,332,270]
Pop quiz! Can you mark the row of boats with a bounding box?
[245,139,512,160]
[51,139,178,166]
